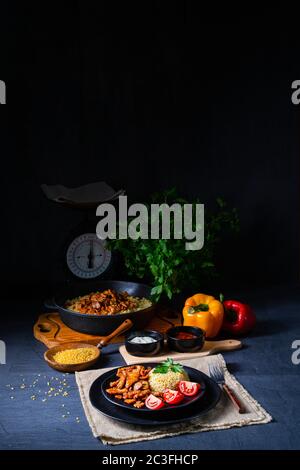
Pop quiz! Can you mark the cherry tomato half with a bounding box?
[178,381,200,397]
[163,388,185,405]
[145,394,165,410]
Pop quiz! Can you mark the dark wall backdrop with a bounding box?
[0,4,299,292]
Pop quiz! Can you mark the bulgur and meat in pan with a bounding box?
[65,289,151,315]
[45,281,156,335]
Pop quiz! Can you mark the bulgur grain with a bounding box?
[53,347,98,365]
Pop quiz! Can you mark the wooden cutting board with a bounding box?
[34,313,105,348]
[34,312,181,349]
[119,339,242,365]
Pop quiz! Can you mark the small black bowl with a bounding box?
[166,326,205,353]
[125,330,164,357]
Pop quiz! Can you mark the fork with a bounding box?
[208,362,246,414]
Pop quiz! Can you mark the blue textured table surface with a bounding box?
[1,285,300,450]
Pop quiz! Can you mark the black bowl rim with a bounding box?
[125,329,164,341]
[53,281,156,319]
[166,325,205,341]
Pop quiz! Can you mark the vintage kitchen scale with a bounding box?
[41,182,124,283]
[62,220,113,282]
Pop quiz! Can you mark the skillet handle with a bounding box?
[97,319,133,348]
[44,298,57,310]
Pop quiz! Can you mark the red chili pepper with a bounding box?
[222,299,256,336]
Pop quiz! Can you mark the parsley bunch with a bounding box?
[108,189,239,302]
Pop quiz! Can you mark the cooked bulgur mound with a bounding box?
[148,368,189,393]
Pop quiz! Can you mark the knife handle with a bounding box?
[222,384,246,414]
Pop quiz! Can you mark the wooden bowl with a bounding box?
[44,342,101,373]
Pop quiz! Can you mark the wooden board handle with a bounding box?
[34,315,61,338]
[205,339,242,355]
[223,383,246,413]
[97,319,133,348]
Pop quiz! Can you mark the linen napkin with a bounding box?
[75,354,272,445]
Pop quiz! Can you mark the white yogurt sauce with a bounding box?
[129,336,157,344]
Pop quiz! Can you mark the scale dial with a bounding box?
[66,233,112,279]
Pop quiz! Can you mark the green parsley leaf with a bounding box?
[153,358,184,374]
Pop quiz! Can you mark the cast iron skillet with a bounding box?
[44,280,156,336]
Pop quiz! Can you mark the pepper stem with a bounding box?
[188,303,209,314]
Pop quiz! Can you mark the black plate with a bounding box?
[101,364,206,412]
[89,368,221,426]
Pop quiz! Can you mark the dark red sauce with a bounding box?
[175,332,197,340]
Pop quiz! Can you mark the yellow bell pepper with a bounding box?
[183,293,224,339]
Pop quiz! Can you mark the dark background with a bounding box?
[0,4,299,295]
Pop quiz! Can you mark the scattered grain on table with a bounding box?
[5,373,76,424]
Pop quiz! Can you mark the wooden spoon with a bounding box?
[44,319,133,372]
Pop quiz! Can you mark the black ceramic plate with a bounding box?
[101,364,206,412]
[89,368,221,426]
